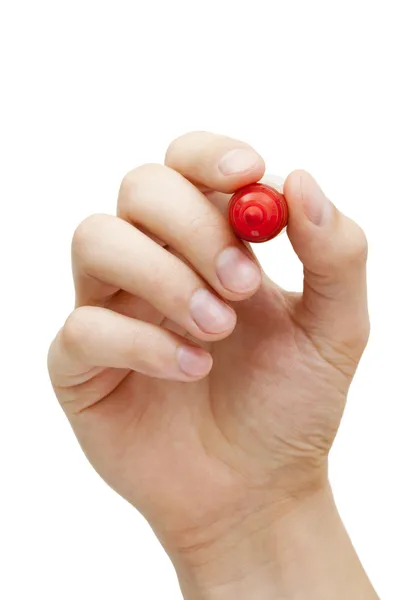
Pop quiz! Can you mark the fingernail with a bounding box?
[218,148,261,176]
[177,345,213,377]
[216,247,261,293]
[190,289,236,334]
[303,175,332,226]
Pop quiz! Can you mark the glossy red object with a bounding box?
[228,183,288,243]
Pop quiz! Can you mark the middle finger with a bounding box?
[117,163,262,300]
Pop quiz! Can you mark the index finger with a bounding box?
[165,131,266,193]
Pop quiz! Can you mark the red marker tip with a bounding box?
[228,182,288,243]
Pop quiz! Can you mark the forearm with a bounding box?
[174,485,379,600]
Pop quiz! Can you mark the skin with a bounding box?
[47,132,378,599]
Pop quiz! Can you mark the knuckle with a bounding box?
[186,210,224,242]
[137,352,166,377]
[357,318,371,349]
[164,137,181,162]
[165,130,204,161]
[119,163,164,201]
[338,314,371,359]
[71,213,109,259]
[309,321,370,381]
[62,307,92,357]
[345,222,369,265]
[187,212,209,236]
[342,322,370,357]
[130,331,169,376]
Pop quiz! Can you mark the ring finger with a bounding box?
[72,213,237,342]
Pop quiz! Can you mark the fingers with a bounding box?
[165,131,265,193]
[203,173,286,219]
[284,170,370,354]
[48,306,213,390]
[117,164,262,299]
[72,214,237,342]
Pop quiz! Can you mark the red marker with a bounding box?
[228,182,288,243]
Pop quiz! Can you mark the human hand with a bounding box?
[48,132,374,599]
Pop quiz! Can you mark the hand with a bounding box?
[48,132,374,599]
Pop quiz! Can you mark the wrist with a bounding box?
[172,483,377,600]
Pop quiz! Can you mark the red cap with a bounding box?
[228,183,288,243]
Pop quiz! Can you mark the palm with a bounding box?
[69,276,350,547]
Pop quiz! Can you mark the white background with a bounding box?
[1,1,399,598]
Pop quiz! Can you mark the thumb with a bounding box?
[284,170,370,360]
